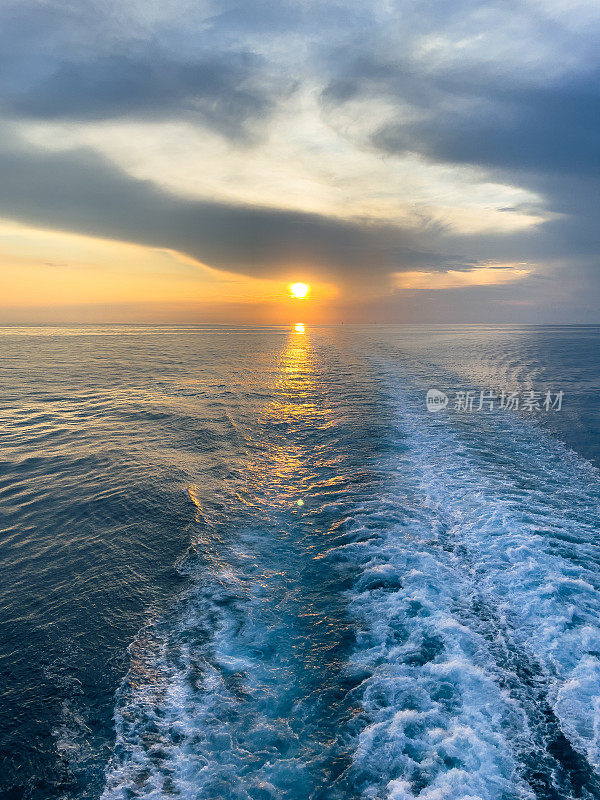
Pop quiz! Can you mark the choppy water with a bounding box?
[1,324,600,800]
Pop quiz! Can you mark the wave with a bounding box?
[101,335,600,799]
[334,351,600,799]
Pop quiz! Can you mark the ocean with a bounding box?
[1,324,600,800]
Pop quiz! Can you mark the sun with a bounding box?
[290,282,309,299]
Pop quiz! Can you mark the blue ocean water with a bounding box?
[1,324,600,800]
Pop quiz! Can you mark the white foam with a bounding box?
[328,506,535,799]
[363,354,600,782]
[102,345,600,799]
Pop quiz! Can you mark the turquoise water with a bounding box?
[1,325,600,799]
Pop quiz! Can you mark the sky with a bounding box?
[0,0,599,324]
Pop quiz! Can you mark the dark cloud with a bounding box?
[5,52,269,124]
[0,129,441,281]
[0,1,292,141]
[370,76,600,177]
[3,51,282,141]
[319,20,600,279]
[0,0,599,320]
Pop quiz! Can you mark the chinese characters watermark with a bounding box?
[426,388,564,413]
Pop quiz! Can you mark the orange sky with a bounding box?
[1,0,600,324]
[0,221,339,323]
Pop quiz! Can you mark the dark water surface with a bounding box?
[1,324,600,799]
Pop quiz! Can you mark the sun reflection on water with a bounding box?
[242,323,331,509]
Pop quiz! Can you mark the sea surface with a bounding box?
[1,324,600,800]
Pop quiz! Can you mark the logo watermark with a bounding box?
[426,389,564,412]
[426,388,449,412]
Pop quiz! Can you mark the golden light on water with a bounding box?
[294,323,305,334]
[290,282,309,298]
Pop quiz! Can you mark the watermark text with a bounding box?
[426,388,564,413]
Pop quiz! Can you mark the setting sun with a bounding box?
[290,282,309,299]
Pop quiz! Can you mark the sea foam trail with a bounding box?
[101,331,375,799]
[337,345,600,799]
[102,332,600,800]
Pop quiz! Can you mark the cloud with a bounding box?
[370,76,600,178]
[317,0,600,271]
[3,51,285,142]
[0,1,292,142]
[392,265,532,291]
[0,125,437,283]
[0,0,599,320]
